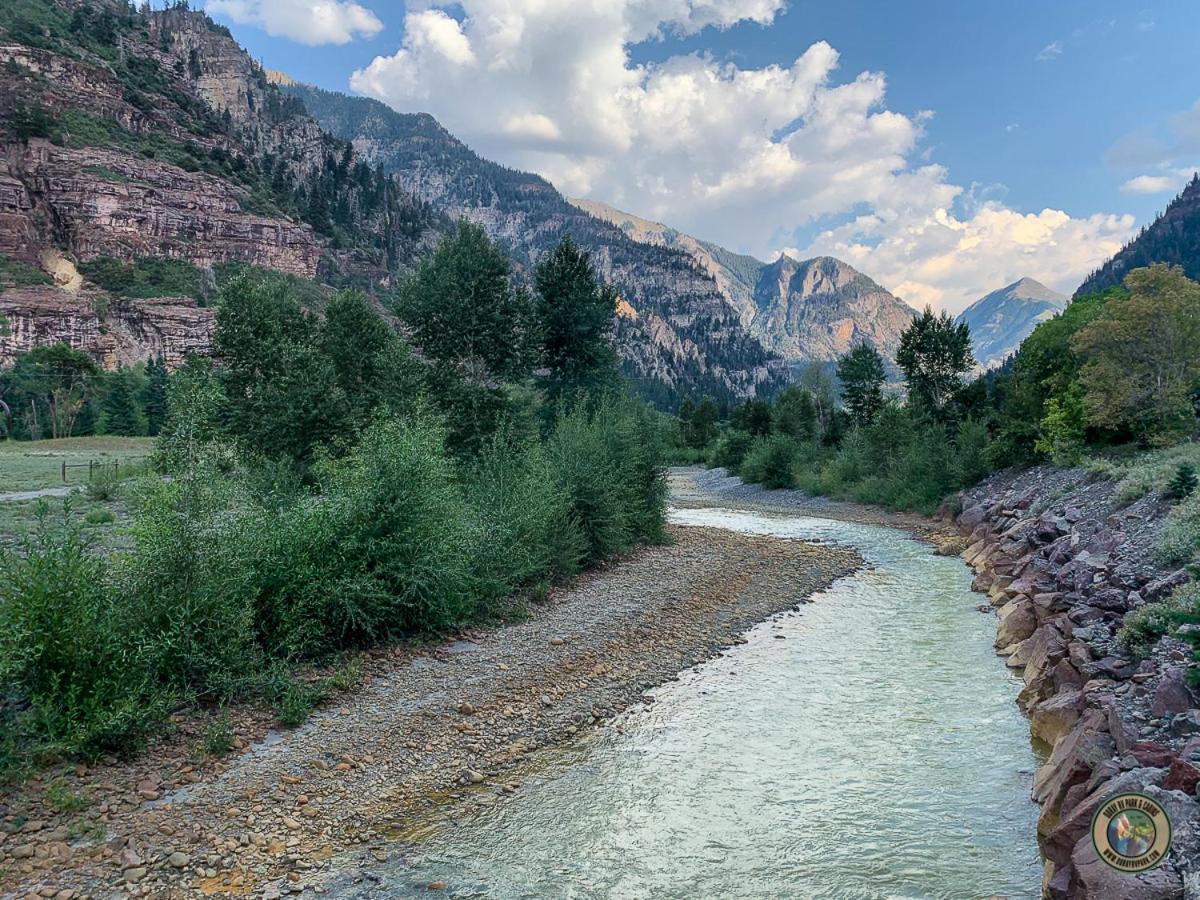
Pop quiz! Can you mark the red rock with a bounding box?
[1129,741,1175,768]
[1162,756,1200,794]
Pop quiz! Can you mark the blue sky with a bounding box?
[204,1,1199,310]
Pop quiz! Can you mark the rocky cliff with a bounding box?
[956,277,1067,371]
[0,0,444,372]
[955,467,1200,897]
[0,285,213,369]
[284,82,786,407]
[1076,173,1200,297]
[751,255,916,365]
[569,200,918,369]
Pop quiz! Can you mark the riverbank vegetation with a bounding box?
[0,227,666,775]
[673,264,1200,516]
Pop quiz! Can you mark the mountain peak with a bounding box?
[957,279,1067,370]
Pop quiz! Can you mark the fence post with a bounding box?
[61,460,66,482]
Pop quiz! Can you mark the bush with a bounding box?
[83,508,115,525]
[1119,583,1200,660]
[1165,463,1199,504]
[1158,492,1200,566]
[740,434,800,490]
[708,430,754,472]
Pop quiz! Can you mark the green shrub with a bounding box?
[740,434,800,490]
[1165,463,1199,504]
[1119,583,1200,659]
[83,508,115,525]
[200,711,235,756]
[84,467,120,502]
[1158,493,1200,566]
[708,430,754,472]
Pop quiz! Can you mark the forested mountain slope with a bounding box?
[284,82,786,406]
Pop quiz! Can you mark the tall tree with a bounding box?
[213,275,348,462]
[837,343,886,427]
[1073,264,1200,443]
[322,291,423,423]
[142,355,169,436]
[535,235,620,406]
[680,396,719,448]
[101,367,147,436]
[6,344,100,439]
[730,398,772,436]
[896,308,974,417]
[772,386,818,441]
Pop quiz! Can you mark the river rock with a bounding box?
[995,597,1037,649]
[1030,690,1083,746]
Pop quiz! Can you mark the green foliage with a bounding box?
[1166,463,1199,504]
[83,508,115,525]
[709,430,755,472]
[730,399,772,437]
[1,344,101,439]
[837,343,886,427]
[1034,385,1088,466]
[739,434,800,490]
[0,254,52,288]
[100,367,149,437]
[1073,264,1200,443]
[142,356,169,437]
[84,467,121,502]
[79,257,203,300]
[1119,583,1200,660]
[535,236,621,407]
[678,397,719,449]
[200,710,235,756]
[772,386,818,442]
[896,308,974,417]
[1158,492,1200,566]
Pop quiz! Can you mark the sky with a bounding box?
[202,0,1199,313]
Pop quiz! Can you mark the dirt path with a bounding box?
[0,504,859,899]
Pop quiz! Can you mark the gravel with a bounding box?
[0,472,860,899]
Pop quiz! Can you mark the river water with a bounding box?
[348,507,1042,899]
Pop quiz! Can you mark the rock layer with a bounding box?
[955,466,1200,897]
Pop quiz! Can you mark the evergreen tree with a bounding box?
[837,343,886,427]
[101,368,147,436]
[772,386,817,441]
[730,399,772,436]
[680,396,718,448]
[534,236,620,407]
[142,355,169,436]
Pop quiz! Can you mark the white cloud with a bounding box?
[350,0,1134,313]
[794,192,1134,313]
[1120,174,1179,194]
[205,0,382,46]
[1036,41,1062,61]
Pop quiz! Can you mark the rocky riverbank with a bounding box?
[0,524,858,899]
[955,465,1200,898]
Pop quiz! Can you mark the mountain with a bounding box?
[0,0,446,366]
[0,2,781,409]
[568,199,762,328]
[282,82,785,407]
[1075,173,1200,296]
[570,200,917,368]
[956,277,1067,370]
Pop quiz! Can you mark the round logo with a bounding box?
[1090,792,1172,872]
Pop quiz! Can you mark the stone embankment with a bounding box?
[955,466,1200,898]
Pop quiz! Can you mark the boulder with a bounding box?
[1031,690,1084,746]
[1162,757,1200,794]
[996,597,1037,649]
[1150,667,1194,718]
[958,504,987,530]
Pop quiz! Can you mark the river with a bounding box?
[339,506,1043,898]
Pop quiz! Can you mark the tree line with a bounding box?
[672,263,1200,513]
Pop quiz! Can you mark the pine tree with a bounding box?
[535,236,620,407]
[102,368,148,436]
[142,355,169,436]
[837,343,887,427]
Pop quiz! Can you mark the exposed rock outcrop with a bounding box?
[955,466,1200,897]
[0,286,213,369]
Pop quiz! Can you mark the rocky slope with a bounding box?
[1076,173,1200,297]
[568,200,917,368]
[0,0,443,371]
[956,277,1067,371]
[751,255,916,365]
[954,468,1200,897]
[284,82,786,407]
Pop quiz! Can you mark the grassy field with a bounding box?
[0,436,155,493]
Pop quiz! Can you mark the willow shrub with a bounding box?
[1,403,667,764]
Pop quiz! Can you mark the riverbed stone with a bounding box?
[1030,690,1083,746]
[1151,667,1194,718]
[995,597,1036,649]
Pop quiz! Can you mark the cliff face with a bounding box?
[955,467,1200,897]
[1076,174,1200,297]
[0,0,445,372]
[751,255,916,365]
[571,200,919,368]
[0,286,213,369]
[285,83,786,407]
